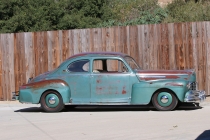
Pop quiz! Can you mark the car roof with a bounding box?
[67,52,129,60]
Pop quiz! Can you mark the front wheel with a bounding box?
[41,90,64,112]
[152,89,178,111]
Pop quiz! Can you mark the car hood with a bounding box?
[135,69,196,81]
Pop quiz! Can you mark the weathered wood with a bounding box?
[8,34,15,100]
[53,31,60,69]
[129,26,138,65]
[186,22,193,69]
[196,22,204,90]
[142,25,149,69]
[191,22,199,88]
[24,32,35,83]
[0,34,2,100]
[168,23,176,70]
[1,22,210,100]
[205,22,210,94]
[137,25,144,68]
[1,34,7,100]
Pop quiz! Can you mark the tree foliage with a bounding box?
[164,0,210,23]
[1,0,210,33]
[98,0,167,27]
[0,0,113,33]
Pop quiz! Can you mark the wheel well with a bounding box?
[150,88,179,103]
[39,89,60,103]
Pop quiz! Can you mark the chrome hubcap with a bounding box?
[48,97,56,104]
[160,95,168,103]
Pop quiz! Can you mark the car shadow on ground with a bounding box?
[14,103,202,113]
[195,130,210,140]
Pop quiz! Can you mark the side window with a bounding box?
[93,59,128,73]
[68,60,89,72]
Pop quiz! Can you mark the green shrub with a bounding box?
[97,0,167,27]
[164,0,210,23]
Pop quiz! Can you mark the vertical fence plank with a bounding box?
[15,33,26,94]
[8,34,15,100]
[148,24,155,69]
[0,34,3,100]
[142,25,149,69]
[53,31,60,68]
[93,28,102,52]
[24,32,35,82]
[114,27,120,53]
[68,30,74,57]
[129,26,138,63]
[1,34,7,100]
[168,23,176,70]
[1,34,15,100]
[125,26,130,55]
[137,25,143,68]
[201,22,207,90]
[47,31,53,71]
[182,23,187,69]
[206,22,210,94]
[187,23,194,69]
[157,24,162,69]
[58,30,63,63]
[35,32,47,74]
[153,24,159,70]
[160,24,169,70]
[192,22,199,88]
[117,26,126,54]
[183,23,189,69]
[196,22,204,90]
[81,29,90,53]
[62,30,68,60]
[73,30,79,54]
[104,28,111,52]
[174,23,183,70]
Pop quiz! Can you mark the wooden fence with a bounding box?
[0,21,210,100]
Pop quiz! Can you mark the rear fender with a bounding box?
[19,79,71,104]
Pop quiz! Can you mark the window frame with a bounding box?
[92,57,130,74]
[67,59,90,73]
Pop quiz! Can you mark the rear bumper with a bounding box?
[12,92,19,100]
[184,90,206,102]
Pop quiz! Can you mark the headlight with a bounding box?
[186,82,191,89]
[186,82,197,90]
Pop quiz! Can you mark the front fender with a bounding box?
[19,79,71,104]
[131,80,188,104]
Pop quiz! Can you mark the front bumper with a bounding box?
[12,92,19,100]
[184,90,206,102]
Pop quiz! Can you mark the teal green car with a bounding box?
[13,52,206,112]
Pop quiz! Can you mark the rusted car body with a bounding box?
[13,52,205,112]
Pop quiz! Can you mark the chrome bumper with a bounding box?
[12,92,19,100]
[184,90,206,102]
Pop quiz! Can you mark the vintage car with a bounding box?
[13,52,205,112]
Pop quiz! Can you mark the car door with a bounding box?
[90,58,131,104]
[64,59,91,104]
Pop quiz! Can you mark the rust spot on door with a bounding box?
[122,86,126,94]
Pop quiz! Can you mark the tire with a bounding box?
[40,90,64,112]
[152,89,178,111]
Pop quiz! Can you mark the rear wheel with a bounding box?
[41,90,64,112]
[152,89,178,111]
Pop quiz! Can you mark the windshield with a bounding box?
[124,56,141,70]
